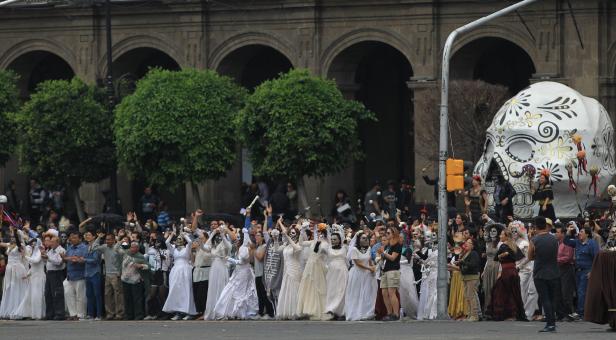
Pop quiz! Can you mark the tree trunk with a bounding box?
[71,185,85,223]
[297,177,310,218]
[191,182,202,210]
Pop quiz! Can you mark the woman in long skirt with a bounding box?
[203,226,233,320]
[482,224,501,317]
[399,254,419,319]
[512,223,538,320]
[0,230,27,320]
[344,231,377,321]
[276,224,302,320]
[213,228,259,319]
[162,232,196,320]
[417,231,438,320]
[16,239,46,319]
[324,227,348,320]
[487,229,526,321]
[296,224,328,320]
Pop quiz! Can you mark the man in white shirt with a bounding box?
[41,235,66,320]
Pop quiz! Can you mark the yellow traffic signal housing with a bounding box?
[446,158,464,192]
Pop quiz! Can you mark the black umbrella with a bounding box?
[89,213,125,233]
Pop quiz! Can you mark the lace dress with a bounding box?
[162,235,196,315]
[325,245,348,316]
[276,239,302,319]
[344,247,377,321]
[0,245,28,319]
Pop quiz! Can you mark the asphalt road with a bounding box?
[0,320,614,340]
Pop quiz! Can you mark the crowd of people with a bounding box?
[0,174,614,331]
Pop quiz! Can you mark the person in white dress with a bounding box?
[416,231,438,320]
[276,223,302,320]
[324,225,348,320]
[213,228,259,319]
[16,238,46,319]
[162,230,196,320]
[512,222,538,320]
[0,229,28,319]
[399,255,419,319]
[203,224,232,320]
[344,231,378,321]
[296,222,329,320]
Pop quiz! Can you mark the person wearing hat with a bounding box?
[531,170,556,222]
[464,176,488,225]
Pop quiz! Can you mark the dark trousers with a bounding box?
[45,270,66,320]
[192,280,208,315]
[255,276,274,317]
[86,273,103,318]
[558,264,576,317]
[575,268,590,317]
[122,281,145,320]
[534,277,559,328]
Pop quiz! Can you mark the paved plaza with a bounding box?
[0,320,613,340]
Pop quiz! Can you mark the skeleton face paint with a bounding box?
[330,234,341,248]
[489,228,498,239]
[474,82,615,218]
[289,229,298,242]
[359,235,369,248]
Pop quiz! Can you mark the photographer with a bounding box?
[563,224,600,318]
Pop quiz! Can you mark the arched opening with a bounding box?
[7,50,74,98]
[110,47,183,217]
[217,44,293,91]
[215,44,293,212]
[3,51,75,211]
[327,41,414,195]
[451,37,536,95]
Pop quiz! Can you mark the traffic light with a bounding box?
[446,158,464,192]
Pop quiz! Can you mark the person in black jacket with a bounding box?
[493,175,516,223]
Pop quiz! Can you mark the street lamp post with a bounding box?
[436,0,539,319]
[104,0,119,214]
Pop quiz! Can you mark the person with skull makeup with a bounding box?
[203,222,233,320]
[531,171,556,222]
[344,230,377,320]
[296,222,329,320]
[324,224,348,320]
[276,222,303,319]
[465,176,488,225]
[262,226,283,316]
[253,227,275,318]
[162,228,196,320]
[482,223,502,316]
[191,229,212,320]
[604,225,616,250]
[416,229,439,320]
[487,229,526,321]
[212,228,259,319]
[510,222,539,321]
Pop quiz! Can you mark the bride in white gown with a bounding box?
[0,230,28,320]
[296,223,328,320]
[162,232,196,319]
[344,231,377,321]
[324,225,348,320]
[416,231,438,320]
[203,225,232,320]
[213,228,259,319]
[276,222,302,320]
[16,239,46,319]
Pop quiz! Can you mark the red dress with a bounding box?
[487,244,527,321]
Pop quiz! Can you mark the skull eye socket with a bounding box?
[506,140,534,162]
[484,139,495,157]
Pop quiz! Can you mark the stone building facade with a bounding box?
[0,0,614,218]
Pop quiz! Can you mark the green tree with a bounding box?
[14,77,114,221]
[0,70,20,166]
[114,68,247,208]
[237,69,374,213]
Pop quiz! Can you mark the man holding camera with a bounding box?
[563,224,600,319]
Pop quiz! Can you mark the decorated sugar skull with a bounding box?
[475,82,615,219]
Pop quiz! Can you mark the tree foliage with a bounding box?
[0,70,20,166]
[15,77,114,187]
[416,80,510,163]
[237,69,375,180]
[114,68,246,192]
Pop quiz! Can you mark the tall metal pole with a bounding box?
[105,0,118,214]
[436,0,539,319]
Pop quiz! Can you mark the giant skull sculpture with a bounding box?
[474,82,615,218]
